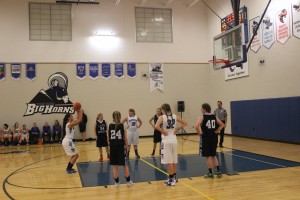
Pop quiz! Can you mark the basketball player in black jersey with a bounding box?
[108,111,133,188]
[195,103,225,179]
[94,113,109,161]
[149,108,162,156]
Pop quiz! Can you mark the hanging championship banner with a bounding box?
[149,63,164,92]
[262,10,276,49]
[114,63,124,79]
[76,63,86,80]
[89,63,99,80]
[127,63,136,78]
[292,0,300,39]
[276,5,291,44]
[0,63,6,81]
[11,63,21,80]
[101,63,111,79]
[249,16,262,52]
[26,63,36,81]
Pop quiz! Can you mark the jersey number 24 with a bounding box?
[110,130,122,139]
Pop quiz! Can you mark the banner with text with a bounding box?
[292,0,300,39]
[89,63,99,80]
[101,63,111,80]
[262,10,276,49]
[114,63,124,79]
[76,63,86,80]
[11,63,21,80]
[127,63,136,78]
[26,63,36,81]
[225,62,249,81]
[149,63,164,92]
[276,5,291,44]
[0,63,6,81]
[249,16,262,52]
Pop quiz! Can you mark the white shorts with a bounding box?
[161,139,178,164]
[127,130,139,145]
[62,138,78,156]
[14,133,20,137]
[4,134,12,138]
[21,134,28,140]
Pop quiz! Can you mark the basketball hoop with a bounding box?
[208,58,230,70]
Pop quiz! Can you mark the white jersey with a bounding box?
[127,115,138,132]
[14,128,20,134]
[3,128,10,134]
[64,123,75,140]
[162,114,177,141]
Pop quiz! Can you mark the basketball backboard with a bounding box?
[211,24,247,69]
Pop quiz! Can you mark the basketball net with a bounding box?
[208,57,230,70]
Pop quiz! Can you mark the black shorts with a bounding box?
[153,130,162,143]
[79,124,86,132]
[202,134,218,157]
[96,134,108,147]
[110,145,125,166]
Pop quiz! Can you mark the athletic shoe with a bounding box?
[107,154,110,160]
[164,179,175,186]
[219,144,224,148]
[174,178,179,183]
[127,180,134,187]
[151,152,155,156]
[99,156,103,162]
[204,173,214,179]
[66,169,77,174]
[136,154,140,159]
[215,171,222,178]
[115,182,120,188]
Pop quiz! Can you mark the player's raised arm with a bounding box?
[69,109,83,128]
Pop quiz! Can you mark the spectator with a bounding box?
[53,120,62,143]
[30,122,40,144]
[42,122,51,143]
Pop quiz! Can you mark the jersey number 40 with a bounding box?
[206,120,216,129]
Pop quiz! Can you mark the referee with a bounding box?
[214,101,227,148]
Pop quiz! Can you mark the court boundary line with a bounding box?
[140,158,214,200]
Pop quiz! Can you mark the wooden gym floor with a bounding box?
[0,135,299,200]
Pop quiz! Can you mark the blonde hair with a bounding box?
[112,111,121,127]
[97,113,103,120]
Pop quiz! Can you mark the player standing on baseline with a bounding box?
[94,113,109,162]
[149,108,162,156]
[108,111,133,188]
[155,103,188,186]
[62,106,83,174]
[121,109,142,159]
[195,103,225,179]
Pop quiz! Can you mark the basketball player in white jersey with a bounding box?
[62,109,83,174]
[121,109,142,159]
[1,124,12,146]
[13,122,22,145]
[20,124,30,145]
[155,103,188,186]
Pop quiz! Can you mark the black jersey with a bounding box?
[201,114,217,136]
[108,123,125,146]
[154,115,158,124]
[96,120,107,135]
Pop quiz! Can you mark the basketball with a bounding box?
[73,102,81,111]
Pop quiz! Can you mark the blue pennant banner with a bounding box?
[101,63,111,79]
[11,63,21,80]
[114,63,124,79]
[0,63,6,81]
[127,63,136,78]
[26,63,36,81]
[76,63,86,80]
[89,63,99,80]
